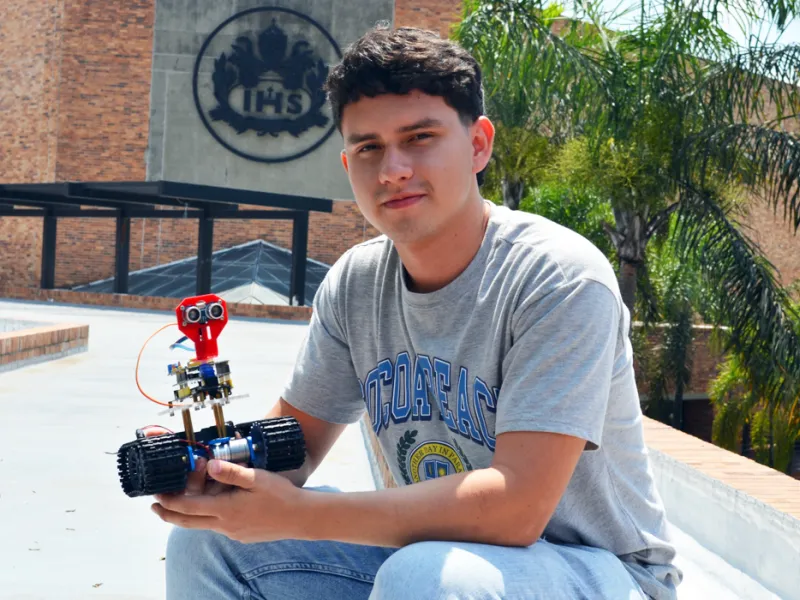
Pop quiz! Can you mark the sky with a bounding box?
[568,0,800,47]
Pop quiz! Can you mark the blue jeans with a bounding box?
[165,530,649,599]
[165,490,649,599]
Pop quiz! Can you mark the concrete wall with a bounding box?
[148,0,393,199]
[649,449,800,600]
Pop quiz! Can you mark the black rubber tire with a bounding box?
[249,417,306,472]
[117,434,189,497]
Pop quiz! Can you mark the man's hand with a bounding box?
[142,428,234,497]
[151,459,307,543]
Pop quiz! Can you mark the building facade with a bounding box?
[1,0,798,293]
[0,0,463,290]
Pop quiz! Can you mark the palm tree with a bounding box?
[453,0,800,409]
[711,339,800,471]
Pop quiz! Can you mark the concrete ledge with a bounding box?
[0,322,89,373]
[0,286,312,322]
[643,417,800,600]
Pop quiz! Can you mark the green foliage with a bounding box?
[481,124,555,204]
[516,182,616,260]
[456,0,800,452]
[709,314,800,472]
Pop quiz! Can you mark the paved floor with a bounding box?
[0,299,782,599]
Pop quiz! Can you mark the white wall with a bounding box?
[649,448,800,600]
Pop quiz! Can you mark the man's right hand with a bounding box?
[184,456,232,496]
[142,428,234,497]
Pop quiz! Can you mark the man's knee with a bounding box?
[371,541,505,599]
[165,526,227,572]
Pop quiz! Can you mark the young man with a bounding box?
[153,26,682,600]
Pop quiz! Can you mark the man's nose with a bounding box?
[378,146,413,185]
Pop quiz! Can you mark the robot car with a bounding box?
[116,294,306,497]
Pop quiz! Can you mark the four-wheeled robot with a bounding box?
[116,294,305,497]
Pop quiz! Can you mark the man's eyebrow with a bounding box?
[397,117,444,133]
[345,118,445,145]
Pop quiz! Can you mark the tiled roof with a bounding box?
[73,240,330,306]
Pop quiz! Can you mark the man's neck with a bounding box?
[397,197,490,294]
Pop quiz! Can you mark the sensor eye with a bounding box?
[185,306,202,323]
[207,302,224,320]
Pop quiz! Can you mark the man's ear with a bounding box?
[341,149,349,174]
[471,116,495,176]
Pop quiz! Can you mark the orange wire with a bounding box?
[135,323,178,408]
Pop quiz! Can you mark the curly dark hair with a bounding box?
[324,25,485,132]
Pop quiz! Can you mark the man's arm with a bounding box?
[264,398,348,488]
[154,427,586,547]
[300,429,585,548]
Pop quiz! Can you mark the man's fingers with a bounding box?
[204,480,233,496]
[185,457,208,496]
[154,492,219,517]
[207,460,256,489]
[151,504,219,529]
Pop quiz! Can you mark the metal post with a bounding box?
[289,211,309,306]
[196,209,214,295]
[40,211,57,289]
[790,439,800,477]
[113,209,131,294]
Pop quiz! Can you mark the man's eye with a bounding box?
[358,144,379,153]
[411,133,433,141]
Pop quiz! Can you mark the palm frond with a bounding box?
[680,124,800,230]
[693,0,800,29]
[686,43,800,127]
[671,183,800,403]
[453,0,616,134]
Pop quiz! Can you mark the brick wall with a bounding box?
[0,0,63,288]
[395,0,464,36]
[0,322,89,373]
[742,199,800,288]
[0,285,312,322]
[52,0,155,287]
[0,0,156,289]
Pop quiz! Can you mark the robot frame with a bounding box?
[117,293,306,498]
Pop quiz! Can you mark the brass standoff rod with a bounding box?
[212,400,226,438]
[182,406,195,444]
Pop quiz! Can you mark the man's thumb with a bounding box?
[207,459,256,489]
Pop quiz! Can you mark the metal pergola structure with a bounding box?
[0,181,333,306]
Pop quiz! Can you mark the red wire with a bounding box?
[140,424,212,453]
[140,425,175,434]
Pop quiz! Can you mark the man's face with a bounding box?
[339,91,492,245]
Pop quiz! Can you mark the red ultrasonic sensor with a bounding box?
[175,294,228,361]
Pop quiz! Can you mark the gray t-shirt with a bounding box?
[283,201,681,599]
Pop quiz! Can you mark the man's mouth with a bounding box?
[383,193,426,209]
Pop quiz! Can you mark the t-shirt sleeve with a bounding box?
[280,267,366,425]
[495,277,621,450]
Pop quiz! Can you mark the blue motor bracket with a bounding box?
[195,436,258,467]
[185,445,196,472]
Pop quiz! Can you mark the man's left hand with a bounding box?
[151,459,307,543]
